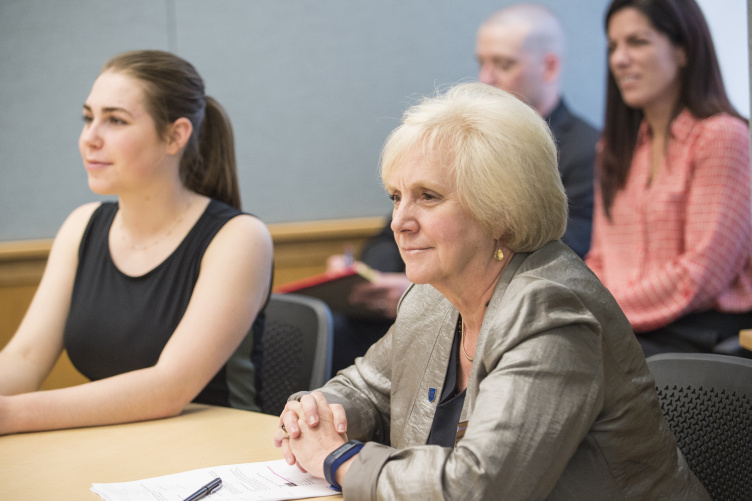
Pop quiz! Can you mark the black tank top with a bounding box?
[63,199,267,410]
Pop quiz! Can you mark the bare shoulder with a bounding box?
[60,202,100,234]
[216,214,271,248]
[203,213,273,265]
[50,202,101,256]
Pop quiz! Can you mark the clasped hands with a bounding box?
[273,391,349,478]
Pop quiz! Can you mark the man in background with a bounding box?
[477,3,598,258]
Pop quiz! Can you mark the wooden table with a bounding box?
[741,329,752,351]
[0,404,341,500]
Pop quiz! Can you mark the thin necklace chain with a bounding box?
[459,252,508,363]
[460,317,474,362]
[121,197,193,252]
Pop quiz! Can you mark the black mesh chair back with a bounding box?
[258,294,333,416]
[646,353,752,501]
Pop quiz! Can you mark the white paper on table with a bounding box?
[91,459,338,501]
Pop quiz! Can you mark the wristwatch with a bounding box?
[323,440,364,491]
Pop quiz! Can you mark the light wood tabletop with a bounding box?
[740,329,752,351]
[0,403,341,500]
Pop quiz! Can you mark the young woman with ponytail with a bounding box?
[0,50,273,434]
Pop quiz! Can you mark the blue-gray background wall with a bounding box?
[0,0,748,241]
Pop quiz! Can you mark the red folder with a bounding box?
[274,263,380,318]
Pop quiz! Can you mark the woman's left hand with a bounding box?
[281,391,348,478]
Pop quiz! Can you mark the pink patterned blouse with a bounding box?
[586,110,752,332]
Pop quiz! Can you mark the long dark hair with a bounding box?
[102,50,241,209]
[600,0,742,217]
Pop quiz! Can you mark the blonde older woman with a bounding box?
[274,83,708,500]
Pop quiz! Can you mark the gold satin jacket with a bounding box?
[307,241,709,500]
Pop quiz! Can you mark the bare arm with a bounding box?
[0,203,98,395]
[0,214,272,435]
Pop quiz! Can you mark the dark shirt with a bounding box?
[426,321,466,447]
[64,200,267,409]
[546,99,599,259]
[360,221,404,273]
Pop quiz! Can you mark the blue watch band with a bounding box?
[323,440,364,491]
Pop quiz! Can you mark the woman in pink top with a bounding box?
[586,0,752,356]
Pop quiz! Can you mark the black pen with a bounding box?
[183,477,222,501]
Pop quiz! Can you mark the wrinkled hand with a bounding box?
[274,391,348,475]
[349,272,410,319]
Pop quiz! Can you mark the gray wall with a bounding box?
[0,0,658,240]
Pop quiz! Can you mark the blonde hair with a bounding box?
[380,82,567,252]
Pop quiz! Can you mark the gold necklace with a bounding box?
[460,317,474,362]
[121,198,193,251]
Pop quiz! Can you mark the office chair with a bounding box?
[646,353,752,501]
[258,293,333,416]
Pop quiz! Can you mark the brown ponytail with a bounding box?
[101,50,242,209]
[185,96,241,209]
